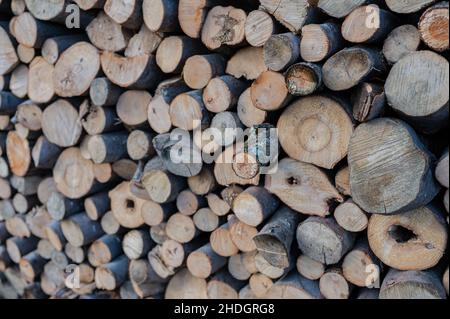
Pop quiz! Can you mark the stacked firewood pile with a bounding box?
[0,0,449,299]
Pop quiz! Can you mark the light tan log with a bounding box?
[141,165,186,204]
[16,103,43,132]
[436,148,449,188]
[10,65,28,99]
[264,270,322,299]
[123,229,154,260]
[86,12,132,52]
[42,34,89,65]
[186,243,227,279]
[125,25,163,58]
[6,236,39,263]
[323,47,386,91]
[88,131,129,164]
[226,46,268,81]
[87,234,122,267]
[117,90,151,127]
[334,199,369,233]
[10,175,42,196]
[348,118,440,214]
[237,88,267,128]
[74,0,106,10]
[100,211,123,236]
[210,221,239,257]
[13,193,39,214]
[207,269,245,299]
[259,0,318,33]
[183,54,226,89]
[205,193,229,217]
[297,216,355,265]
[95,255,129,291]
[166,213,198,244]
[239,285,259,299]
[380,269,446,299]
[61,213,104,247]
[0,23,19,75]
[5,215,31,237]
[228,252,257,281]
[170,90,209,131]
[385,51,449,133]
[193,207,221,232]
[320,268,352,299]
[19,251,46,282]
[156,36,205,74]
[17,45,35,64]
[65,243,86,264]
[263,33,300,72]
[383,25,421,64]
[187,166,217,196]
[165,268,207,299]
[245,10,278,47]
[250,70,291,111]
[44,221,66,252]
[300,22,343,63]
[368,206,447,270]
[203,75,247,113]
[227,215,257,253]
[342,239,382,288]
[296,255,325,281]
[6,131,31,177]
[104,0,143,29]
[109,181,146,229]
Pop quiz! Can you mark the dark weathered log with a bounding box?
[264,33,300,72]
[60,213,104,247]
[6,236,39,263]
[318,0,379,18]
[285,62,323,96]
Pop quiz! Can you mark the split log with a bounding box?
[6,236,39,263]
[253,207,301,269]
[250,70,291,111]
[264,270,322,299]
[278,96,354,169]
[244,10,278,47]
[210,221,239,257]
[341,5,397,44]
[319,268,352,299]
[232,186,279,227]
[342,239,382,288]
[296,255,325,281]
[84,191,110,221]
[296,216,355,265]
[383,25,421,65]
[380,269,446,299]
[368,206,447,270]
[0,23,18,75]
[300,22,343,63]
[53,42,100,98]
[122,229,154,260]
[165,213,198,244]
[147,77,190,134]
[351,82,386,122]
[207,269,245,299]
[170,90,209,131]
[60,213,104,247]
[165,268,207,299]
[226,46,267,80]
[95,255,129,291]
[142,0,179,32]
[385,51,449,133]
[334,199,369,233]
[156,36,205,74]
[27,57,54,104]
[385,0,438,14]
[183,54,226,90]
[317,0,378,18]
[104,0,143,30]
[348,118,440,214]
[285,62,323,96]
[100,52,163,90]
[323,47,386,91]
[88,131,129,164]
[259,0,318,33]
[86,12,132,52]
[419,2,449,52]
[88,234,122,267]
[263,33,300,72]
[435,148,449,188]
[109,181,146,228]
[201,6,247,50]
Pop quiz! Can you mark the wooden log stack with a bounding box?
[0,0,449,300]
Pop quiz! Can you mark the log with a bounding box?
[147,77,190,134]
[228,215,257,253]
[142,0,179,32]
[84,191,110,221]
[100,52,163,90]
[253,207,301,269]
[249,272,273,297]
[0,246,13,272]
[193,207,221,232]
[10,175,42,196]
[176,189,206,216]
[81,103,119,136]
[170,90,209,131]
[87,131,129,164]
[141,201,175,227]
[204,76,246,114]
[1,92,25,115]
[88,234,122,266]
[341,5,397,44]
[206,193,230,217]
[435,148,449,188]
[89,77,123,107]
[226,46,268,80]
[319,268,352,299]
[383,25,421,65]
[141,163,186,203]
[95,255,129,291]
[16,45,35,64]
[64,243,85,264]
[259,0,318,33]
[10,64,28,99]
[232,186,279,227]
[264,270,322,299]
[27,57,54,104]
[419,2,449,52]
[264,33,300,72]
[323,47,386,91]
[210,221,239,257]
[126,25,163,57]
[109,181,146,228]
[104,0,143,30]
[348,118,440,214]
[296,255,325,281]
[186,243,227,278]
[44,221,66,252]
[250,70,291,111]
[42,35,89,65]
[300,22,343,63]
[100,211,123,235]
[53,42,100,98]
[6,236,39,263]
[0,22,19,75]
[380,269,446,299]
[73,0,106,10]
[187,167,217,196]
[47,192,84,221]
[443,267,449,296]
[285,62,323,96]
[183,54,226,90]
[86,12,132,52]
[244,10,278,47]
[60,213,104,247]
[351,82,386,122]
[368,206,447,270]
[178,0,223,39]
[236,88,267,128]
[19,251,46,282]
[296,216,355,265]
[201,6,246,50]
[385,0,438,14]
[165,268,207,299]
[317,0,377,18]
[334,199,369,233]
[165,213,198,244]
[122,229,154,260]
[25,206,52,239]
[6,131,31,177]
[342,239,382,288]
[385,51,449,133]
[16,103,43,132]
[156,36,205,74]
[228,252,257,281]
[207,269,245,299]
[12,193,39,214]
[5,215,30,237]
